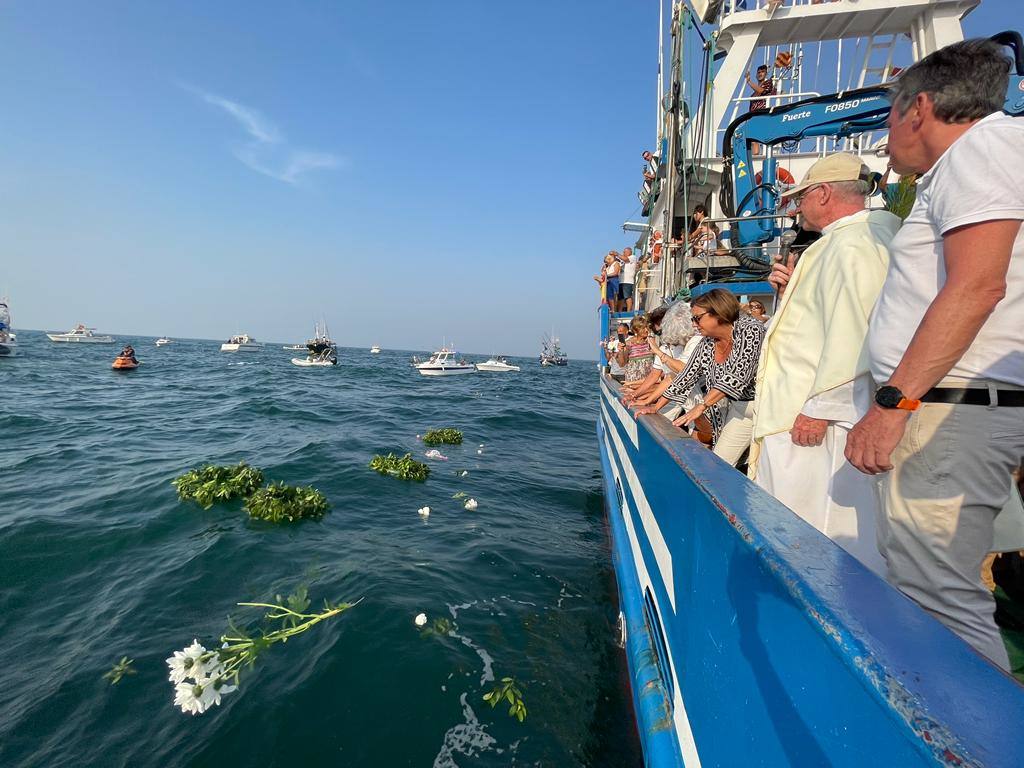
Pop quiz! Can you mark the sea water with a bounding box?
[0,331,641,767]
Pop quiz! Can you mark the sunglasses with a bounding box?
[691,311,711,324]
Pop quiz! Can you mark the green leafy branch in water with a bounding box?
[173,463,264,509]
[369,453,431,482]
[103,656,136,685]
[420,617,454,637]
[482,676,527,723]
[245,483,330,523]
[422,428,463,446]
[167,586,360,715]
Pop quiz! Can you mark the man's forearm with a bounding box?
[887,282,1002,399]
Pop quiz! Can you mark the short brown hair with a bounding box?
[692,288,740,323]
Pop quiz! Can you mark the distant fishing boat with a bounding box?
[155,337,173,346]
[291,320,337,366]
[0,299,17,358]
[47,324,115,344]
[540,332,567,366]
[370,344,381,354]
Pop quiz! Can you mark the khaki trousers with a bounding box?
[880,399,1024,670]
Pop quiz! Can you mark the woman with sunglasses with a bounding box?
[747,300,770,323]
[636,289,765,466]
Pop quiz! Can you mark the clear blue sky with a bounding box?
[0,1,1013,357]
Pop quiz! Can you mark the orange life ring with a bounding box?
[755,167,795,186]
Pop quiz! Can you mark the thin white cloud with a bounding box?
[180,82,343,185]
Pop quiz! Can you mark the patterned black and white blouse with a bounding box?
[663,313,765,443]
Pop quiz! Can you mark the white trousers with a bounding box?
[714,400,755,467]
[756,425,886,576]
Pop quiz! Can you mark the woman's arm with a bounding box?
[662,340,708,403]
[711,320,763,399]
[616,339,630,368]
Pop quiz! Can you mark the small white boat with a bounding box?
[0,300,17,358]
[476,356,520,372]
[47,324,115,344]
[221,334,262,352]
[413,346,475,376]
[370,344,381,354]
[282,344,306,351]
[155,337,173,346]
[291,356,337,367]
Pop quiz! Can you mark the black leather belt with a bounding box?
[921,388,1024,406]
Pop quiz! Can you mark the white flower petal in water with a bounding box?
[205,677,237,707]
[464,498,478,511]
[477,449,483,455]
[425,449,448,460]
[460,470,468,477]
[414,612,428,627]
[174,680,211,715]
[166,639,208,683]
[418,506,430,517]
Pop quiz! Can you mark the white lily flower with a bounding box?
[418,506,430,517]
[414,612,428,627]
[204,676,237,707]
[425,449,448,460]
[167,639,209,684]
[464,498,478,511]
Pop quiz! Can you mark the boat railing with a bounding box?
[597,371,1024,765]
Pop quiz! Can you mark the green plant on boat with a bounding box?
[369,452,431,482]
[422,428,463,446]
[883,174,918,221]
[482,676,527,723]
[244,483,330,523]
[173,462,265,509]
[103,656,136,685]
[166,586,360,715]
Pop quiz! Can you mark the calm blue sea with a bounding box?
[0,331,641,767]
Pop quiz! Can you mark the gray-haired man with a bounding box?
[846,38,1024,669]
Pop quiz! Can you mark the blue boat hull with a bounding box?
[597,374,1024,767]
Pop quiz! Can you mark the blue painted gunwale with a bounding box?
[597,373,1024,767]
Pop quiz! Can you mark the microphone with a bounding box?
[778,229,798,263]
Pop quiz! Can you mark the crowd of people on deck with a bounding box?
[599,38,1024,673]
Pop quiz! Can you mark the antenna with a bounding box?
[657,0,664,143]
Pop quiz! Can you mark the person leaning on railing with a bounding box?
[636,289,766,466]
[624,302,703,420]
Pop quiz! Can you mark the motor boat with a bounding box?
[155,337,173,346]
[413,346,475,376]
[221,334,262,352]
[282,344,306,351]
[0,300,17,358]
[370,344,382,354]
[540,333,568,366]
[47,324,115,343]
[476,355,520,372]
[291,320,338,366]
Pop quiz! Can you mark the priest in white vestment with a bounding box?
[749,154,902,576]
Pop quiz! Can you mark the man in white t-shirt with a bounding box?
[845,38,1024,669]
[617,247,639,313]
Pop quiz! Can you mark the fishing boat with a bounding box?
[0,299,17,358]
[370,344,381,354]
[413,346,475,376]
[475,355,520,372]
[597,3,1024,766]
[47,324,114,343]
[539,333,567,366]
[291,320,338,366]
[155,337,172,346]
[220,334,261,352]
[282,344,306,350]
